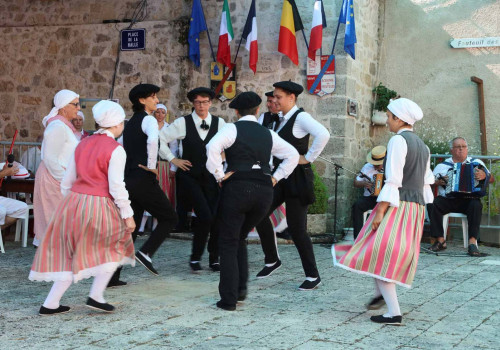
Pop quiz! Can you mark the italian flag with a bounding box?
[216,0,234,67]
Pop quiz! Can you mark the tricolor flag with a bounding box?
[278,0,304,66]
[188,0,208,67]
[308,0,327,60]
[242,0,258,73]
[339,0,357,59]
[216,0,234,67]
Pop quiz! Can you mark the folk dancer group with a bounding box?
[26,80,330,314]
[19,81,490,322]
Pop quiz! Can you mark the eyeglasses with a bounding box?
[68,102,80,107]
[193,100,210,106]
[452,146,468,149]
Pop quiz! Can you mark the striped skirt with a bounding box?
[29,192,135,283]
[332,201,425,288]
[158,160,175,207]
[33,161,63,245]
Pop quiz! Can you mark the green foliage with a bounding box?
[481,163,500,215]
[372,83,398,112]
[308,164,328,214]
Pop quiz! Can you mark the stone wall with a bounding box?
[0,0,385,231]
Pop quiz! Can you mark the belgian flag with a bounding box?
[278,0,304,66]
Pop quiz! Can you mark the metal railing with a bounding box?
[431,154,500,230]
[0,141,42,175]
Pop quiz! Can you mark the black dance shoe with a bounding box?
[39,305,71,316]
[135,251,159,276]
[370,314,402,326]
[86,297,115,313]
[190,262,202,273]
[367,295,385,310]
[256,260,282,278]
[237,289,247,302]
[107,280,127,288]
[216,300,236,311]
[209,263,221,272]
[298,277,321,291]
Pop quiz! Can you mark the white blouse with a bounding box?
[61,130,134,219]
[377,128,435,207]
[41,120,79,181]
[206,115,299,182]
[275,105,330,163]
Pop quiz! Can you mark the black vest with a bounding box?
[123,111,150,178]
[273,108,309,169]
[180,114,219,178]
[225,121,272,177]
[261,112,279,131]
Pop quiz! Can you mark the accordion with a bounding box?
[369,173,384,196]
[444,161,490,198]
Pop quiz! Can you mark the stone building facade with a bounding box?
[1,0,387,231]
[4,1,495,231]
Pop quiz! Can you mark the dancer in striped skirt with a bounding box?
[29,100,136,315]
[155,103,176,207]
[333,98,434,325]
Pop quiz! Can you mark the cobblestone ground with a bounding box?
[1,236,499,349]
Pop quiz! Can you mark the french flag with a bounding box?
[308,0,327,60]
[242,0,258,73]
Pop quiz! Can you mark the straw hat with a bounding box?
[366,145,386,165]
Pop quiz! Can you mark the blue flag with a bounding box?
[339,0,356,59]
[188,0,207,67]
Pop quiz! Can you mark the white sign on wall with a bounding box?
[450,37,500,49]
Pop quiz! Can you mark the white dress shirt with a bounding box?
[433,156,489,197]
[356,163,383,197]
[206,115,299,182]
[159,112,226,161]
[377,128,434,207]
[41,120,79,181]
[275,105,330,163]
[142,114,160,169]
[61,130,133,219]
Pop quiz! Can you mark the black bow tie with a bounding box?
[200,119,210,130]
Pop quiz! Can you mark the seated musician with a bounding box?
[351,145,386,239]
[429,137,494,256]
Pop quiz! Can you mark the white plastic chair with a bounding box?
[363,210,373,224]
[443,213,469,248]
[0,227,4,253]
[14,208,30,248]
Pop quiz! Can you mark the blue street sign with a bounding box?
[120,29,146,51]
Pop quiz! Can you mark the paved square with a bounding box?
[1,237,499,349]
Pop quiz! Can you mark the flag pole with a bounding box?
[330,0,345,55]
[199,0,216,62]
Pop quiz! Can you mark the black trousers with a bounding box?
[255,180,319,278]
[217,180,273,307]
[175,171,190,231]
[351,196,378,239]
[110,172,178,283]
[430,196,482,240]
[177,171,220,263]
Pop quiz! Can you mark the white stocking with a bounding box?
[374,279,382,298]
[89,271,114,303]
[43,280,72,309]
[375,279,401,317]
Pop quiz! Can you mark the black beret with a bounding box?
[265,91,274,97]
[187,87,216,102]
[129,84,160,103]
[229,91,262,110]
[273,81,304,95]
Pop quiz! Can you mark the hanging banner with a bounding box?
[307,54,335,97]
[210,62,236,101]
